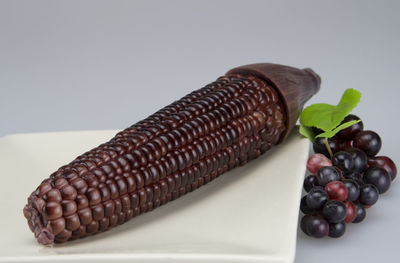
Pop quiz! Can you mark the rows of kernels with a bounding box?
[26,73,286,243]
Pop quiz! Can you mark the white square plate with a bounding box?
[0,130,309,263]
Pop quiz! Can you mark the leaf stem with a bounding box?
[324,137,333,159]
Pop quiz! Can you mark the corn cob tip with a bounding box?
[23,196,54,245]
[303,68,321,89]
[226,63,321,141]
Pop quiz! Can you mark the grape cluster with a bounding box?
[300,114,397,238]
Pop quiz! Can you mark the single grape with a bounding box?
[306,186,329,210]
[322,200,347,223]
[353,130,382,157]
[363,167,391,194]
[300,215,312,236]
[313,137,341,158]
[300,196,314,214]
[328,221,346,238]
[303,175,319,192]
[368,156,397,181]
[325,181,348,201]
[316,166,341,186]
[342,179,360,202]
[333,151,354,173]
[307,153,332,174]
[358,184,379,206]
[353,202,366,223]
[344,200,357,223]
[302,214,329,238]
[346,148,368,173]
[337,114,364,140]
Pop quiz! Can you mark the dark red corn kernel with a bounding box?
[121,195,131,212]
[91,204,105,221]
[45,188,62,203]
[114,199,122,214]
[78,208,93,225]
[103,200,115,217]
[106,180,119,199]
[61,200,77,217]
[86,188,101,206]
[50,217,66,235]
[75,194,89,210]
[130,193,139,209]
[65,214,80,231]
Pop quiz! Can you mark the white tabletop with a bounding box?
[1,1,399,262]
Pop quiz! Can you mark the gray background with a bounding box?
[1,0,399,262]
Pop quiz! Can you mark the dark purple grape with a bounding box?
[363,167,391,194]
[358,184,379,206]
[316,166,341,186]
[306,186,329,210]
[300,196,314,214]
[353,130,382,157]
[342,179,360,202]
[328,221,346,238]
[333,151,354,173]
[303,175,319,192]
[337,114,364,140]
[322,200,347,223]
[353,202,366,223]
[301,214,329,238]
[346,148,368,173]
[313,137,341,158]
[368,156,397,181]
[300,215,311,236]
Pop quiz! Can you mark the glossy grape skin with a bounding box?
[307,153,332,174]
[342,179,360,202]
[333,151,354,173]
[337,114,364,140]
[303,175,319,192]
[344,200,357,223]
[368,156,397,181]
[353,130,382,157]
[313,137,341,158]
[300,215,312,236]
[328,221,346,238]
[301,214,329,238]
[316,166,341,186]
[306,187,329,210]
[353,202,366,223]
[339,140,353,151]
[363,167,391,194]
[325,181,348,201]
[346,148,368,173]
[322,200,347,223]
[358,184,379,206]
[300,196,314,214]
[343,171,364,187]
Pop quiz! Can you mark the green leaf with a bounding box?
[299,88,362,132]
[299,125,316,141]
[315,120,361,139]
